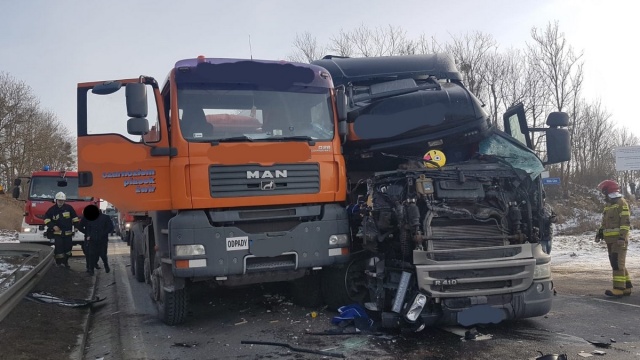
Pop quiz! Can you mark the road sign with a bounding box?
[615,146,640,171]
[542,177,561,185]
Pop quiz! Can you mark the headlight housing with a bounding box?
[125,223,131,229]
[329,234,349,247]
[533,263,551,280]
[405,293,427,322]
[175,244,206,256]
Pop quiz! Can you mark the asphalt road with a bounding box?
[83,241,640,360]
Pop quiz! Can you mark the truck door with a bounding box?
[502,103,533,150]
[77,78,172,212]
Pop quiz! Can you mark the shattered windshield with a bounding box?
[28,177,89,201]
[177,87,334,142]
[479,132,544,179]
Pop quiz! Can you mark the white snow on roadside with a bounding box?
[0,230,18,244]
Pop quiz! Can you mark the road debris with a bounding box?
[533,352,568,360]
[577,352,593,358]
[235,318,248,325]
[171,342,198,348]
[591,350,606,355]
[26,291,105,308]
[241,340,345,358]
[586,339,611,348]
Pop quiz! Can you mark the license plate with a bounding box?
[226,236,249,251]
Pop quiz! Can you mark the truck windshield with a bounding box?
[479,132,545,179]
[177,87,334,142]
[28,177,89,201]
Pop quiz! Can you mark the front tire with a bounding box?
[151,263,188,325]
[321,256,369,310]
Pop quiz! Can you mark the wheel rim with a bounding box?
[344,257,368,303]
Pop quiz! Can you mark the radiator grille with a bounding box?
[210,164,319,198]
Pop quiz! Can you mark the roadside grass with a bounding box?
[0,194,23,231]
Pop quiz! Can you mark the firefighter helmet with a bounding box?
[597,180,620,195]
[55,192,66,201]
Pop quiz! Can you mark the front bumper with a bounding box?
[168,204,350,279]
[381,278,554,328]
[18,231,83,244]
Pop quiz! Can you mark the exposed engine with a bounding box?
[348,158,545,330]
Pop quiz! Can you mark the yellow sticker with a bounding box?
[423,150,446,168]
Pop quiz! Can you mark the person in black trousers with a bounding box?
[78,204,114,275]
[44,192,80,268]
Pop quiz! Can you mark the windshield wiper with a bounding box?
[273,136,316,145]
[210,136,256,146]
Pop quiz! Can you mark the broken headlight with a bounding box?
[405,293,427,322]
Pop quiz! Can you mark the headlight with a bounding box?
[22,227,32,232]
[533,263,551,279]
[405,293,427,322]
[329,234,349,246]
[125,223,131,229]
[175,244,206,256]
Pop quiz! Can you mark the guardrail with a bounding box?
[0,244,54,322]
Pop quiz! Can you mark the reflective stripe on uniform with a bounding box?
[620,225,631,231]
[44,219,51,224]
[72,217,80,223]
[604,228,620,236]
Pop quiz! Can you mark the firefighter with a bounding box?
[596,180,633,297]
[44,192,80,268]
[77,204,113,275]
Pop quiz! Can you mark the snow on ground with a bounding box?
[552,230,640,270]
[0,229,18,243]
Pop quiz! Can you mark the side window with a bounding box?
[87,83,160,143]
[507,114,527,146]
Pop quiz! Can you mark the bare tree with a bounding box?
[0,72,74,190]
[288,32,326,63]
[528,21,584,195]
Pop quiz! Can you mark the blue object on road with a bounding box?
[331,304,373,328]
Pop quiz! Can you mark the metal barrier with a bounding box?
[0,244,54,322]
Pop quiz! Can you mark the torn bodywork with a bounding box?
[348,132,553,330]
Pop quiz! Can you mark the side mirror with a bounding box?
[335,87,348,122]
[547,112,569,127]
[338,121,348,143]
[545,128,571,164]
[127,118,150,136]
[12,186,20,199]
[126,83,148,118]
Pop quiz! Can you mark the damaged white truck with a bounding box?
[313,54,571,331]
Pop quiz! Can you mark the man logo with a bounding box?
[261,181,276,190]
[247,170,287,179]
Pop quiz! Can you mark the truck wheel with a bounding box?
[130,244,136,276]
[134,252,145,283]
[291,273,324,308]
[144,257,152,284]
[321,257,369,310]
[151,264,188,325]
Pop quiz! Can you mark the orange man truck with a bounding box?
[76,57,351,324]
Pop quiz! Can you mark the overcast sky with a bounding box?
[1,0,637,137]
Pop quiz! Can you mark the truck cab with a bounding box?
[76,57,350,324]
[13,168,95,245]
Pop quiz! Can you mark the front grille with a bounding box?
[210,164,319,198]
[429,224,507,250]
[245,254,297,273]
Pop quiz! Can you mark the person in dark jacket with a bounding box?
[78,204,114,275]
[44,192,80,268]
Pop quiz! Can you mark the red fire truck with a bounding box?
[13,167,96,245]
